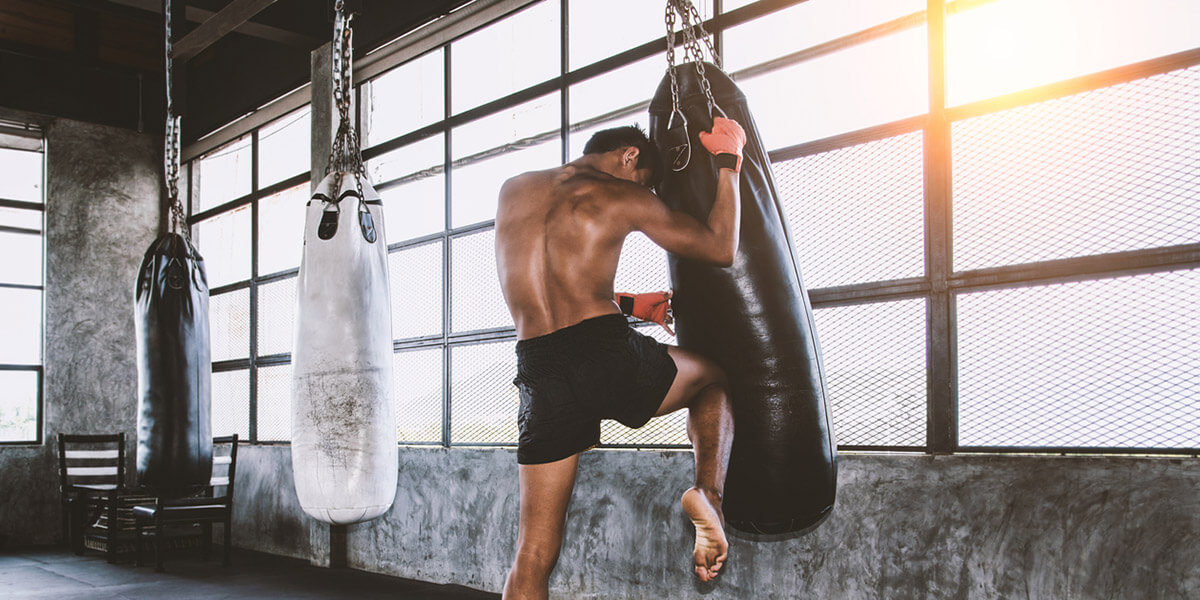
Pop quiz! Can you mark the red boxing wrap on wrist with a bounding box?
[698,117,747,172]
[615,291,674,335]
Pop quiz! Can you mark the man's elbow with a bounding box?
[712,244,737,268]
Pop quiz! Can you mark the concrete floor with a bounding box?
[0,546,500,599]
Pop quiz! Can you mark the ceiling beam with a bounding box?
[103,0,318,49]
[171,0,281,62]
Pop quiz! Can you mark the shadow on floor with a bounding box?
[0,545,501,599]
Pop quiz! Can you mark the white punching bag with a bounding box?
[291,171,397,525]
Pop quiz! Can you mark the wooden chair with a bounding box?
[133,434,238,572]
[57,433,129,562]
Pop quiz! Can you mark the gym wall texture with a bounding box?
[0,118,160,547]
[232,445,1200,599]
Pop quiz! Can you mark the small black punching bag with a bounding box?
[649,62,837,534]
[135,232,212,498]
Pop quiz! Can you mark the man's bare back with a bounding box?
[497,146,738,341]
[496,163,651,340]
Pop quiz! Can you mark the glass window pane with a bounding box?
[0,148,42,202]
[958,270,1200,449]
[389,241,443,340]
[569,0,712,69]
[952,67,1200,271]
[363,49,444,147]
[393,347,443,442]
[775,132,926,288]
[194,204,251,288]
[258,183,308,276]
[723,0,924,72]
[257,277,296,357]
[812,299,927,447]
[0,287,41,364]
[737,28,927,150]
[449,340,518,444]
[451,93,560,228]
[0,231,42,285]
[0,206,42,230]
[256,363,293,442]
[257,106,311,188]
[196,136,252,213]
[209,288,250,362]
[0,370,39,442]
[368,135,446,242]
[947,0,1200,106]
[212,369,250,438]
[450,229,511,333]
[613,233,670,296]
[569,54,661,127]
[451,1,559,114]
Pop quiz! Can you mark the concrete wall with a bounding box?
[0,118,160,546]
[233,446,1200,600]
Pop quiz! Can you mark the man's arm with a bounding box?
[627,117,745,267]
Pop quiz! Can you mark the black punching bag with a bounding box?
[649,63,836,534]
[135,233,212,497]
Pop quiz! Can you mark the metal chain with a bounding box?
[326,0,365,197]
[163,0,187,240]
[664,0,720,116]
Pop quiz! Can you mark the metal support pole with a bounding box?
[924,0,957,454]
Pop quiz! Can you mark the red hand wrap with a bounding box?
[698,117,747,172]
[615,291,674,334]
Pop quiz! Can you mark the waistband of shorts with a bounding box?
[515,313,629,357]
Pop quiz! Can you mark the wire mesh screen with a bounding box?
[451,228,513,333]
[256,363,293,442]
[209,288,249,362]
[394,347,443,443]
[389,240,444,340]
[614,233,671,293]
[953,65,1200,271]
[257,277,296,356]
[773,131,926,289]
[958,269,1200,449]
[600,323,690,446]
[211,369,249,438]
[812,298,927,447]
[449,339,519,444]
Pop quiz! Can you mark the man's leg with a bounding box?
[503,453,580,600]
[655,347,734,582]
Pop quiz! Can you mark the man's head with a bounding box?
[583,125,664,188]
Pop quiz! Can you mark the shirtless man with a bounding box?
[494,119,745,599]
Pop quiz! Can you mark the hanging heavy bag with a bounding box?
[291,171,397,525]
[135,232,213,498]
[649,62,837,534]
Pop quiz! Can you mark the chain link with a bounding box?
[163,0,187,240]
[664,0,720,118]
[326,1,365,196]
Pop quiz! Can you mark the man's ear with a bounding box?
[622,146,640,166]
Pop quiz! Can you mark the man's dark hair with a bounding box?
[583,125,664,188]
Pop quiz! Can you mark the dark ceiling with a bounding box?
[0,0,472,144]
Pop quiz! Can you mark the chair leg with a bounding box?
[201,522,212,560]
[134,518,144,567]
[222,518,231,567]
[154,516,164,573]
[105,496,117,563]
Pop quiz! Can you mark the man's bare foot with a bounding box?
[681,487,728,582]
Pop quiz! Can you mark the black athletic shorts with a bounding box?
[513,313,678,465]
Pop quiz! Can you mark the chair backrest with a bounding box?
[209,434,238,505]
[57,433,126,492]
